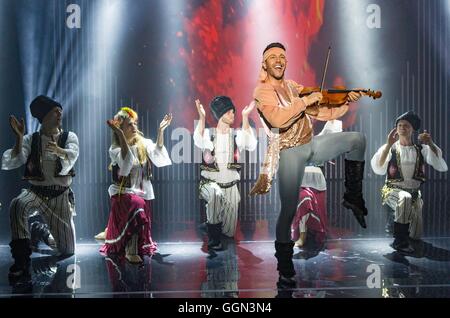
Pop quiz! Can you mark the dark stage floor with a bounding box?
[1,237,450,298]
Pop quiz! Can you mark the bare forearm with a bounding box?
[378,144,391,167]
[157,129,164,148]
[196,118,205,137]
[12,136,23,157]
[116,132,130,160]
[242,116,250,131]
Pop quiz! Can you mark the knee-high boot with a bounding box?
[274,241,296,286]
[342,159,368,228]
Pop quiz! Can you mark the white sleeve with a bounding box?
[193,127,214,151]
[317,120,343,136]
[421,144,448,172]
[371,144,392,175]
[109,145,135,176]
[235,128,257,152]
[145,138,172,168]
[58,132,79,175]
[1,134,32,170]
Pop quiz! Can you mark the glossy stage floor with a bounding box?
[1,236,450,298]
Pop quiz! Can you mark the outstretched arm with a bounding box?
[2,116,31,171]
[156,113,172,148]
[194,99,206,137]
[237,101,257,152]
[241,100,255,131]
[9,116,25,157]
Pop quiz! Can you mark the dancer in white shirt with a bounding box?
[99,107,172,264]
[2,96,79,284]
[371,111,447,253]
[194,96,257,250]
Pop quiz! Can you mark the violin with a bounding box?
[299,86,382,107]
[300,46,382,107]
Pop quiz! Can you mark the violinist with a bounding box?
[251,42,372,287]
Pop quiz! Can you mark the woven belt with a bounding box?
[200,178,239,189]
[382,184,420,203]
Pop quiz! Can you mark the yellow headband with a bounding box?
[262,47,286,63]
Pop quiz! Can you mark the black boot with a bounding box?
[207,222,223,251]
[197,222,208,236]
[9,239,32,285]
[342,159,368,228]
[274,241,296,287]
[391,222,414,254]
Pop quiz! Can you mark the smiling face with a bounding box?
[263,48,287,81]
[396,119,414,138]
[219,109,235,126]
[41,106,63,128]
[219,109,234,126]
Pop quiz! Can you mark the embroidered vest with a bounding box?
[200,129,240,172]
[386,143,426,185]
[23,131,76,181]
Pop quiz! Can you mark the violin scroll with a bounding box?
[365,89,382,100]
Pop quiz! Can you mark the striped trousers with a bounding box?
[9,188,76,254]
[383,188,423,239]
[200,182,240,237]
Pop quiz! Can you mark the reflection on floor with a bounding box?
[1,237,450,298]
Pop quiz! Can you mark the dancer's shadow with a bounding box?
[409,240,450,261]
[151,252,174,265]
[385,239,450,262]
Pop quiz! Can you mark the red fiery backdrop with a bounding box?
[176,0,327,129]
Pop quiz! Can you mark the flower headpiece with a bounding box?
[114,107,138,121]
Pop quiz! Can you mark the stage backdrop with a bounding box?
[0,0,448,242]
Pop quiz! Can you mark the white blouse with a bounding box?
[2,131,79,187]
[193,127,257,183]
[371,141,448,189]
[108,138,171,200]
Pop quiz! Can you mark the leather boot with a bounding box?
[391,222,414,254]
[274,241,296,287]
[9,239,32,285]
[207,222,222,251]
[342,159,368,228]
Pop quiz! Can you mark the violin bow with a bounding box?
[319,46,331,93]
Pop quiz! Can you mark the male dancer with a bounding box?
[194,96,257,250]
[371,111,447,253]
[251,43,367,286]
[2,96,78,284]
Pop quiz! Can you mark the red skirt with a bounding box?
[100,193,157,257]
[291,187,327,245]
